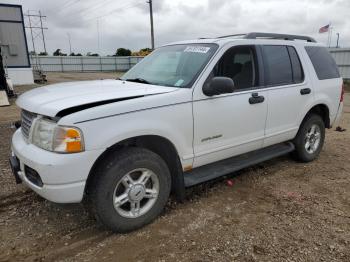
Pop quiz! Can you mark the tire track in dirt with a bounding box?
[0,190,34,212]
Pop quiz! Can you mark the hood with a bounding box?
[16,79,178,117]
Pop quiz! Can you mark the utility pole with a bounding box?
[24,10,48,54]
[336,33,340,48]
[67,33,72,54]
[147,0,155,50]
[27,11,36,55]
[39,11,47,53]
[97,19,100,54]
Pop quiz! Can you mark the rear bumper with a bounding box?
[11,129,104,203]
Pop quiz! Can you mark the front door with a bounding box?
[192,45,268,168]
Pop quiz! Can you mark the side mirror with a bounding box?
[202,77,236,97]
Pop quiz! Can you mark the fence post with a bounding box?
[115,56,118,72]
[61,56,64,72]
[100,56,102,72]
[81,56,84,72]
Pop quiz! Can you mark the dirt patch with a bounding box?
[0,74,349,261]
[344,80,350,92]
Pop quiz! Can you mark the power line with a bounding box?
[62,0,82,9]
[73,0,116,17]
[84,1,145,22]
[59,0,143,25]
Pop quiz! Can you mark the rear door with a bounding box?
[192,45,268,167]
[304,46,343,124]
[262,44,314,147]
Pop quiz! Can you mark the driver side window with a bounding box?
[211,46,259,90]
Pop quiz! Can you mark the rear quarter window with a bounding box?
[305,46,340,80]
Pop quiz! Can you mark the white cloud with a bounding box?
[2,0,349,55]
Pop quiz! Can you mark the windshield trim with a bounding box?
[120,43,219,89]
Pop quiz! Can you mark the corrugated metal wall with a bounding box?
[30,56,143,72]
[329,48,350,80]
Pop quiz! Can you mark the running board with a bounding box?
[184,142,295,187]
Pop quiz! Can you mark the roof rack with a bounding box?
[199,34,246,40]
[215,32,316,43]
[217,34,246,39]
[245,32,316,42]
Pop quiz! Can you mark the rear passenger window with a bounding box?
[305,46,340,80]
[287,46,304,83]
[262,46,293,86]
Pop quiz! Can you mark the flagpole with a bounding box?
[329,27,333,47]
[327,22,332,47]
[327,27,330,47]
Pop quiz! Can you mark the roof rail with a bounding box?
[244,32,316,42]
[217,33,246,39]
[199,34,245,40]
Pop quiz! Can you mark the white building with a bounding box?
[0,3,34,85]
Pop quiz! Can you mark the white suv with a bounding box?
[10,33,344,232]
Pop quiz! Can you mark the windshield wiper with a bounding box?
[123,78,151,84]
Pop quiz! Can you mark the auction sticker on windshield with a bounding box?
[184,46,210,53]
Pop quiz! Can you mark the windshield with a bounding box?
[121,44,218,88]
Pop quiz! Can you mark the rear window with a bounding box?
[305,46,340,80]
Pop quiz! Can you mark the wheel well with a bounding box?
[85,135,185,201]
[305,104,330,128]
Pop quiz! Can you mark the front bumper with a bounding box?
[11,129,104,203]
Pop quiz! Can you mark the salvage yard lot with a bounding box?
[0,72,349,261]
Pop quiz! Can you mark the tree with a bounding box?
[114,48,132,56]
[53,49,61,56]
[140,48,152,53]
[70,52,83,56]
[131,48,152,57]
[86,52,99,57]
[53,49,67,56]
[38,51,48,56]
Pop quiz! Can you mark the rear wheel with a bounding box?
[292,114,325,162]
[88,147,171,232]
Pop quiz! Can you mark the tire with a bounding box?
[292,114,325,162]
[88,147,171,233]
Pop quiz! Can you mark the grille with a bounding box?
[21,110,37,139]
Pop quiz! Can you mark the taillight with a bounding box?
[340,83,345,102]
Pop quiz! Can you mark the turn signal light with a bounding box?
[65,128,83,153]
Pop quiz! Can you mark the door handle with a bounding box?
[300,88,311,95]
[249,93,265,104]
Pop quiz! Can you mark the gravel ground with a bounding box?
[0,73,349,261]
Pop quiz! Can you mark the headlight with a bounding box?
[31,118,84,153]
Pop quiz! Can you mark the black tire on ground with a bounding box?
[88,147,171,233]
[292,114,325,162]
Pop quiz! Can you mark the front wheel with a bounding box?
[292,114,325,162]
[88,147,171,232]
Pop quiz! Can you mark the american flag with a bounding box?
[319,24,330,33]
